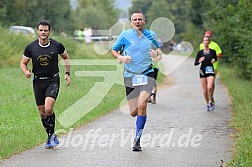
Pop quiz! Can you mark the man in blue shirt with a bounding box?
[111,11,161,151]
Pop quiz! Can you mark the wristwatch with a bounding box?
[65,72,70,76]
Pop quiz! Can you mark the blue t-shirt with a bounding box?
[112,29,160,77]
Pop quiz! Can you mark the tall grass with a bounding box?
[0,28,33,67]
[219,65,252,166]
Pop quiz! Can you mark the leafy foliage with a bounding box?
[202,0,252,80]
[74,0,119,30]
[145,0,173,28]
[0,0,72,32]
[0,0,119,34]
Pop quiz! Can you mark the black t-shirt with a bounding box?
[23,39,65,77]
[194,49,217,72]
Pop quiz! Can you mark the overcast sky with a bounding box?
[114,0,132,10]
[70,0,132,10]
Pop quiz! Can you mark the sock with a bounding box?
[46,113,55,136]
[41,118,49,135]
[136,115,147,139]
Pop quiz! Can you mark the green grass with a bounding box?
[0,28,33,67]
[219,65,252,166]
[0,65,126,158]
[0,27,165,159]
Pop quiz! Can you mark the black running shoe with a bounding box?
[148,97,151,103]
[132,138,142,151]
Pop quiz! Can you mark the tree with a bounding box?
[145,0,173,28]
[29,0,72,32]
[129,0,153,18]
[227,0,252,79]
[188,0,204,29]
[0,0,73,33]
[74,0,119,30]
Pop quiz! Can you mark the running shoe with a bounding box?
[148,97,152,103]
[132,138,142,151]
[206,104,210,111]
[209,102,215,111]
[51,134,59,147]
[148,93,153,103]
[45,135,53,149]
[151,94,156,104]
[212,98,215,105]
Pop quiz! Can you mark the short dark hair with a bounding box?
[37,20,51,30]
[131,10,145,21]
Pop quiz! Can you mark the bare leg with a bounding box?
[45,97,56,116]
[200,78,208,103]
[128,98,138,117]
[38,105,46,119]
[137,91,150,116]
[207,76,215,103]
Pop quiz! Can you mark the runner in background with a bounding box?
[195,36,217,111]
[199,31,223,104]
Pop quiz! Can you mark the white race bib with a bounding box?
[205,66,214,74]
[132,75,148,86]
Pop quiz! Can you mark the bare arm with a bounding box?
[20,56,31,78]
[60,50,71,86]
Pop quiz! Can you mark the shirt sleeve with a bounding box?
[58,42,65,55]
[23,45,32,58]
[151,32,160,48]
[112,32,131,52]
[194,51,201,66]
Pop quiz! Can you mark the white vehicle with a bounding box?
[9,26,36,37]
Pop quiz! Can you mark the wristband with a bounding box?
[65,72,70,76]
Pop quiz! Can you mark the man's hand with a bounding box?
[25,69,32,79]
[64,74,71,86]
[117,55,131,64]
[150,49,158,58]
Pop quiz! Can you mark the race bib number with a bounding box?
[132,75,148,86]
[205,66,214,74]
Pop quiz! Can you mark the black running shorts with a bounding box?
[33,77,60,106]
[199,69,215,78]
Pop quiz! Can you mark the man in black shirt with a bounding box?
[20,20,70,149]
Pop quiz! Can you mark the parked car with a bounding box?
[9,26,36,37]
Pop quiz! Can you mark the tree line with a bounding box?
[1,0,251,80]
[0,0,119,34]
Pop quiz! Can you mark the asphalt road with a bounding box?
[0,55,233,167]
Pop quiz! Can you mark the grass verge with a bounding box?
[219,65,252,166]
